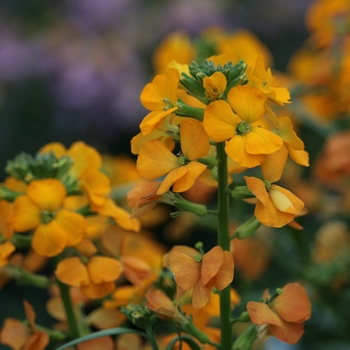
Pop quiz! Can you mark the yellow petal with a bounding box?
[26,179,66,211]
[39,142,67,158]
[137,140,180,180]
[55,257,89,287]
[269,185,304,214]
[203,100,239,142]
[227,85,266,124]
[203,72,227,100]
[140,108,178,136]
[244,176,270,207]
[180,119,210,160]
[13,196,41,232]
[276,117,304,150]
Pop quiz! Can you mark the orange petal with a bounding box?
[32,222,68,257]
[86,308,125,329]
[226,136,263,168]
[269,319,305,344]
[261,147,288,183]
[0,242,16,268]
[203,100,239,142]
[286,145,310,167]
[215,251,234,291]
[276,117,304,150]
[39,142,67,158]
[254,198,294,228]
[271,283,311,323]
[87,256,123,284]
[227,85,266,124]
[77,336,115,350]
[55,257,90,287]
[23,301,36,331]
[54,210,85,246]
[157,166,188,194]
[0,318,30,349]
[26,179,66,211]
[172,162,207,193]
[246,301,282,326]
[201,246,224,285]
[0,201,14,239]
[13,196,41,232]
[137,140,180,180]
[203,71,227,100]
[245,127,283,155]
[80,171,111,207]
[244,176,270,207]
[168,250,200,290]
[81,281,115,299]
[180,119,210,160]
[192,278,214,309]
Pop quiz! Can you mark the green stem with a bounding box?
[146,327,160,350]
[52,257,80,340]
[216,142,232,349]
[58,280,80,340]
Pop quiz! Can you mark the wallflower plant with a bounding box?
[0,27,313,350]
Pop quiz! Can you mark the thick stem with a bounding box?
[146,327,160,350]
[216,142,232,349]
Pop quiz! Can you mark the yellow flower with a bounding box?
[13,179,85,257]
[137,118,210,194]
[245,148,305,228]
[203,85,283,168]
[139,68,180,135]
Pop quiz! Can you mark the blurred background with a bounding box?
[5,1,350,350]
[0,0,312,177]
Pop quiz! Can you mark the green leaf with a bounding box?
[165,335,202,350]
[56,327,147,350]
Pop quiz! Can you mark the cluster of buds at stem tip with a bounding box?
[180,59,248,102]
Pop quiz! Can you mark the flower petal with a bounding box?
[180,119,210,160]
[168,250,200,290]
[172,162,207,193]
[26,179,66,211]
[87,256,123,284]
[157,167,188,194]
[271,283,311,323]
[269,319,305,344]
[201,246,224,285]
[13,196,41,232]
[55,257,90,287]
[54,210,85,246]
[261,147,288,183]
[227,85,266,124]
[192,279,214,309]
[244,176,270,207]
[247,301,282,326]
[245,127,283,155]
[137,140,180,180]
[269,185,304,214]
[215,251,234,291]
[203,100,239,142]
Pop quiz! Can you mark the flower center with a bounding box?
[41,210,56,224]
[236,121,251,135]
[162,97,173,111]
[264,180,272,190]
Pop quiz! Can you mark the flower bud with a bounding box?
[232,324,258,350]
[234,216,261,239]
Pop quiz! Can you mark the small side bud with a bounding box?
[234,216,261,239]
[232,324,258,350]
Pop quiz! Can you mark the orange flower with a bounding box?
[0,301,49,350]
[244,148,304,228]
[0,241,15,268]
[137,118,210,194]
[12,179,85,257]
[55,255,123,299]
[145,289,177,319]
[168,245,234,308]
[247,54,291,105]
[203,85,283,168]
[247,283,311,344]
[203,72,227,101]
[139,68,180,135]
